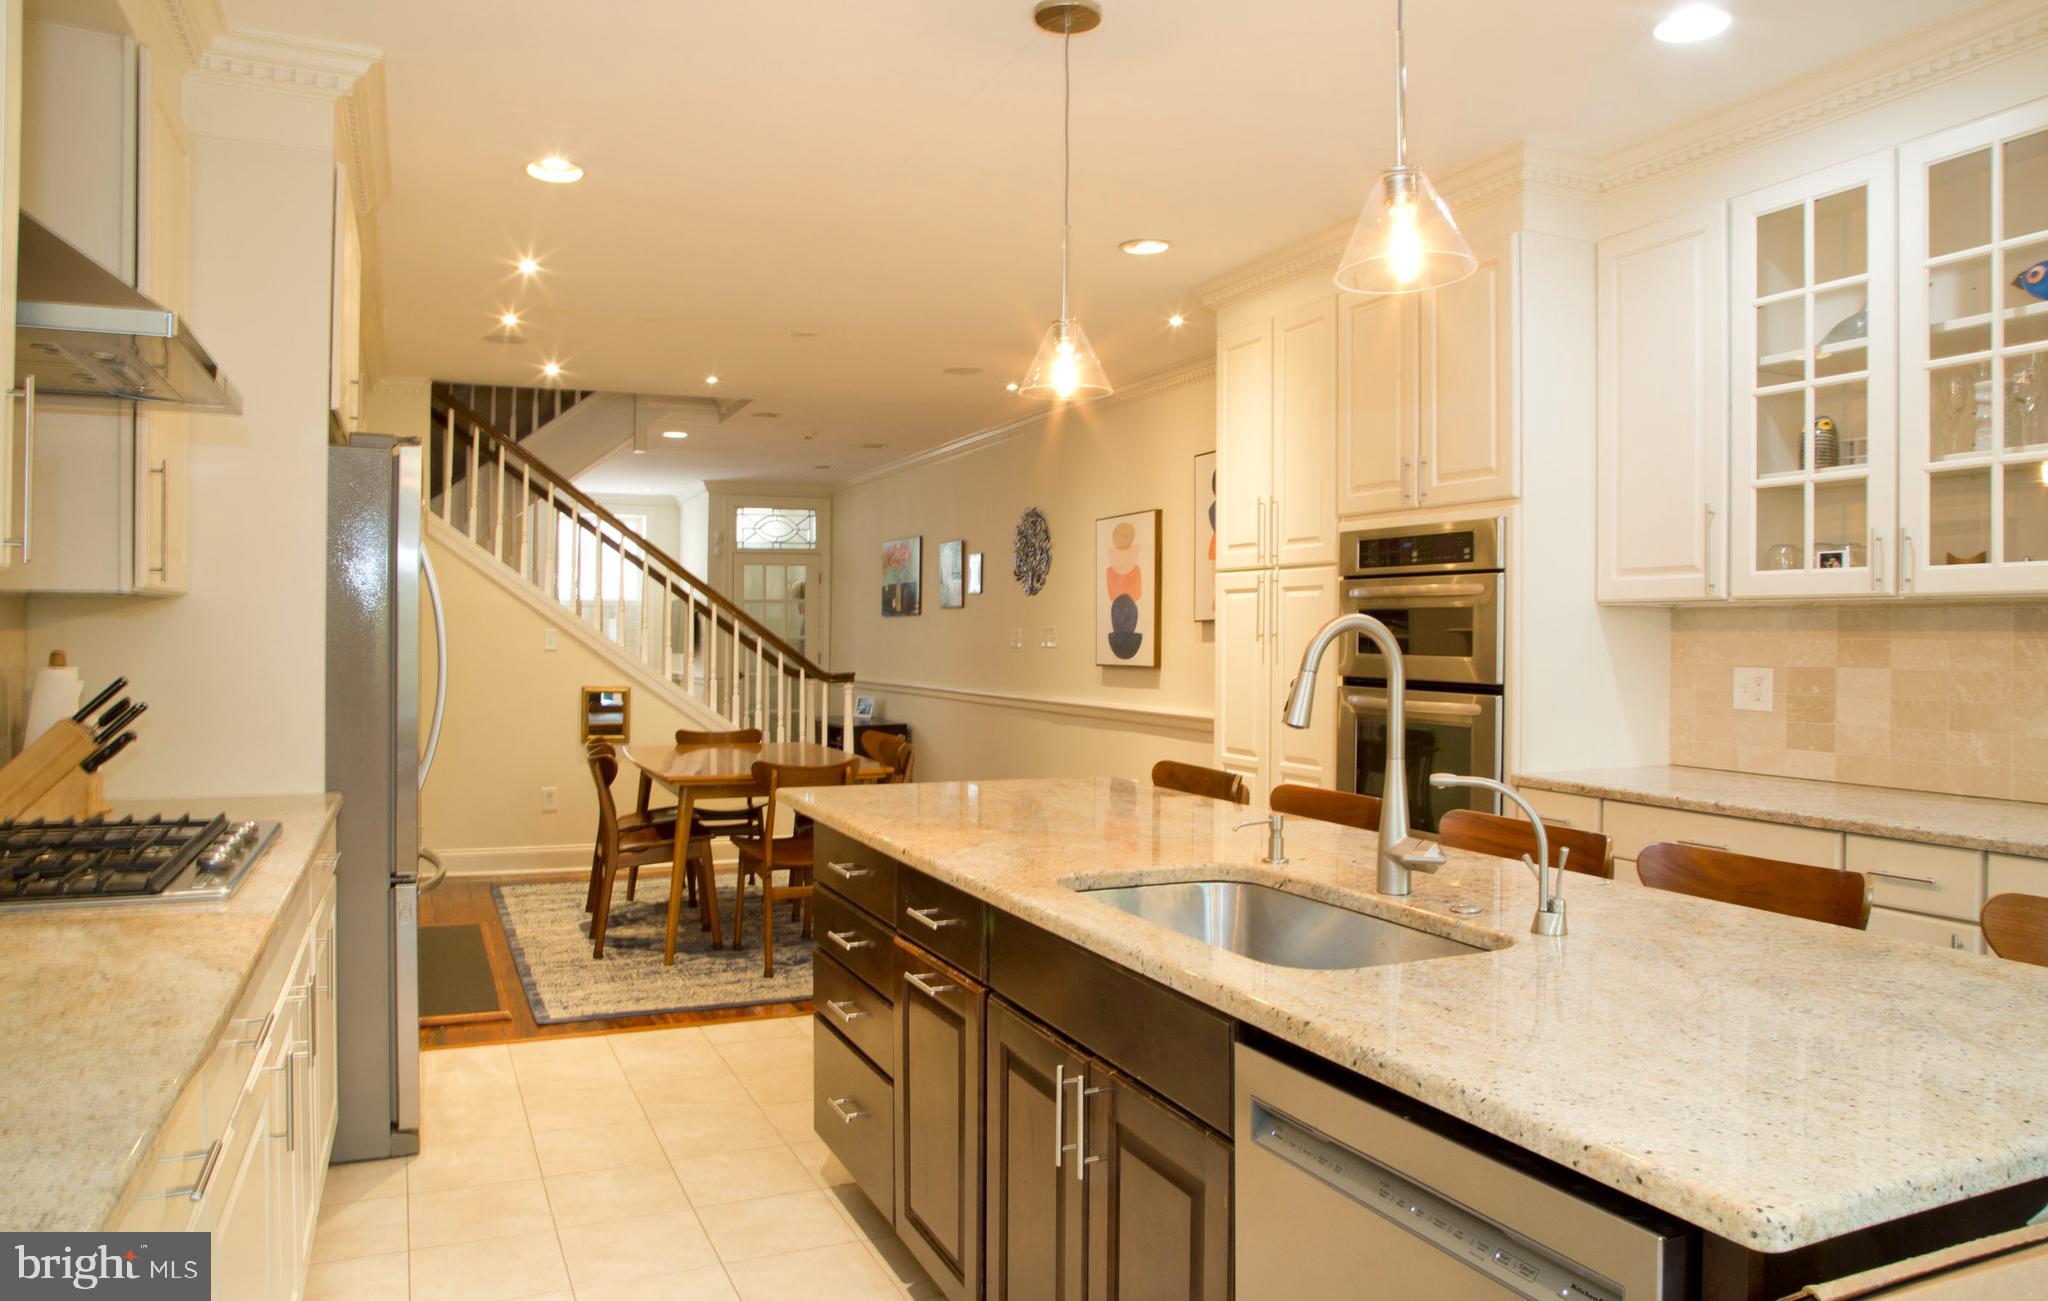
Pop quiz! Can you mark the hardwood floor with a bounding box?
[418,871,811,1049]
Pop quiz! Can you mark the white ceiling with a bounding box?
[227,0,1985,491]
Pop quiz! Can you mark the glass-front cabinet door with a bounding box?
[1730,153,1897,597]
[1900,102,2048,595]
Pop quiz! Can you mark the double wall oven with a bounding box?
[1338,518,1505,833]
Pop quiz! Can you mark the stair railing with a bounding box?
[426,384,856,749]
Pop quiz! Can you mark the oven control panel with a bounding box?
[1354,530,1476,572]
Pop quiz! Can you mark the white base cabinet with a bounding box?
[114,839,338,1301]
[1215,566,1339,797]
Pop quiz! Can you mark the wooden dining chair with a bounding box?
[1636,841,1871,929]
[1151,760,1250,805]
[1268,784,1381,832]
[1438,808,1616,880]
[584,738,679,904]
[585,742,709,959]
[726,757,859,975]
[863,731,916,783]
[673,728,767,890]
[1981,893,2048,966]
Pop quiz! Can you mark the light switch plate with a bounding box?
[543,628,558,652]
[539,785,559,813]
[1009,627,1024,648]
[1734,667,1774,713]
[1040,626,1057,648]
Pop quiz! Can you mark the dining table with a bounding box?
[622,742,891,962]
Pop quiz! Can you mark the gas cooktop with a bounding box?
[0,815,280,909]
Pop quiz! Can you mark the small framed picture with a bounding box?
[966,552,983,595]
[1816,547,1849,570]
[854,694,876,721]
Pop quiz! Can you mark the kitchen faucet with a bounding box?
[1429,774,1569,936]
[1283,614,1446,895]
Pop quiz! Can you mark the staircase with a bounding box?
[427,383,858,746]
[436,382,593,442]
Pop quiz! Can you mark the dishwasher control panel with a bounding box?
[1253,1099,1625,1301]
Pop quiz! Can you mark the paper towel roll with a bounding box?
[24,652,81,746]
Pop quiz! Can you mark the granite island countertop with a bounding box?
[788,777,2048,1254]
[0,794,342,1232]
[1516,765,2048,858]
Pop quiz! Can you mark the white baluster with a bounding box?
[841,682,854,754]
[684,589,697,699]
[518,461,531,576]
[465,428,480,542]
[571,519,582,619]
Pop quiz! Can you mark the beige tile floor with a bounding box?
[309,1016,939,1300]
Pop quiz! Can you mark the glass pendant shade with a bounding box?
[1019,317,1111,401]
[1335,166,1476,295]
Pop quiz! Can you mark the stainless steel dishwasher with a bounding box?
[1236,1042,1695,1299]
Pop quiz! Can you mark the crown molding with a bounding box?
[196,30,380,99]
[157,0,225,67]
[838,357,1215,491]
[338,64,392,212]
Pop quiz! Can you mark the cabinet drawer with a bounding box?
[1869,906,1984,954]
[814,1018,894,1218]
[815,889,894,995]
[1988,853,2048,901]
[1846,836,1984,923]
[815,825,898,922]
[990,914,1233,1134]
[815,950,893,1075]
[1602,801,1841,868]
[896,868,988,978]
[1515,788,1602,831]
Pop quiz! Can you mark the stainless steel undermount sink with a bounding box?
[1077,879,1487,971]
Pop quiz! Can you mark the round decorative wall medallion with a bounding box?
[1013,508,1052,596]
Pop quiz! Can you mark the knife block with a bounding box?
[0,720,111,822]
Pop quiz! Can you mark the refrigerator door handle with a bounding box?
[419,547,448,791]
[391,879,420,1132]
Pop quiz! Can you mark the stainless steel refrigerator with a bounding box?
[327,435,445,1161]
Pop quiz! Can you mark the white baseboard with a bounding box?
[435,842,741,878]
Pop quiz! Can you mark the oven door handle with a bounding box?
[1345,579,1491,601]
[1344,692,1485,723]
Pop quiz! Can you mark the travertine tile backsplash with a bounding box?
[1669,604,2048,803]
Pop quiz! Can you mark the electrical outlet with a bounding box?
[1040,626,1057,648]
[1733,667,1774,713]
[543,628,558,652]
[539,785,559,813]
[1009,627,1024,648]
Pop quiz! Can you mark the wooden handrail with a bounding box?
[430,385,853,684]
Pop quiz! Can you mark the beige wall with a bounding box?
[829,368,1216,783]
[1670,603,2048,803]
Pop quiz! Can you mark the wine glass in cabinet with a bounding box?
[1899,102,2048,595]
[1729,153,1897,597]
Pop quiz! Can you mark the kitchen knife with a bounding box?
[95,701,146,742]
[81,731,137,774]
[72,678,127,724]
[95,698,131,731]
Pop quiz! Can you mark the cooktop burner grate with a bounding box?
[0,814,277,906]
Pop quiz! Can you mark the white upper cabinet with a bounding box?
[1899,100,2048,595]
[1597,204,1729,603]
[330,163,363,436]
[1729,152,1898,598]
[1214,320,1272,571]
[1336,291,1414,517]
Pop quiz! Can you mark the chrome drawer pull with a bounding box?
[150,1139,223,1202]
[906,905,958,930]
[905,971,957,998]
[1054,1064,1070,1170]
[825,999,867,1023]
[1545,816,1576,828]
[1676,839,1728,852]
[826,930,871,951]
[827,860,871,880]
[827,1096,866,1124]
[1867,870,1939,887]
[225,1011,273,1049]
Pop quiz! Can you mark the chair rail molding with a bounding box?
[858,679,1214,740]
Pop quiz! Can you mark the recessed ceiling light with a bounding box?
[1168,313,1186,328]
[515,256,540,277]
[704,374,720,386]
[942,366,983,376]
[1653,4,1730,43]
[632,448,647,455]
[1120,238,1171,256]
[541,361,563,379]
[662,429,689,440]
[498,311,522,329]
[526,155,583,184]
[1006,382,1020,392]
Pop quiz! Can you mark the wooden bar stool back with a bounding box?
[1982,893,2048,965]
[1151,760,1249,805]
[862,732,916,783]
[1268,784,1380,832]
[1437,809,1616,880]
[584,742,700,959]
[729,756,859,976]
[1636,841,1871,929]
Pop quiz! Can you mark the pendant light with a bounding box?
[1334,0,1475,295]
[1019,0,1111,401]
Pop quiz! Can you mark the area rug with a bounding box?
[417,923,507,1023]
[491,875,814,1025]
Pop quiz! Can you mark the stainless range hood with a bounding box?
[15,212,241,413]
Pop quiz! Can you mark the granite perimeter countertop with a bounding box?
[789,777,2048,1253]
[1516,765,2048,858]
[0,794,342,1232]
